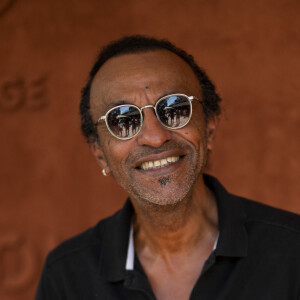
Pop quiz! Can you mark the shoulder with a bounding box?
[236,195,300,233]
[231,195,300,259]
[45,222,102,268]
[44,208,122,268]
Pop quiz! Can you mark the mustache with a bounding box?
[126,140,194,164]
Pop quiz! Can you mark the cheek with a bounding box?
[180,120,206,147]
[103,139,132,169]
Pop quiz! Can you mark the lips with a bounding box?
[132,146,187,176]
[139,156,180,170]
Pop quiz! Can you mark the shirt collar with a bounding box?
[98,200,133,281]
[99,174,248,282]
[204,174,248,258]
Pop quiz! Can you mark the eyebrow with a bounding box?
[103,90,187,112]
[104,100,130,111]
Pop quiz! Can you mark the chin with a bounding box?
[143,195,184,207]
[132,178,194,207]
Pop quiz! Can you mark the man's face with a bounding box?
[90,50,216,206]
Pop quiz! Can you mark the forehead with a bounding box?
[90,50,201,112]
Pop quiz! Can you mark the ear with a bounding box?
[89,142,108,170]
[206,115,218,151]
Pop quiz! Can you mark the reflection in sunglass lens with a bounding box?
[156,95,191,128]
[107,106,142,138]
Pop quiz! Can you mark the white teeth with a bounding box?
[154,161,160,167]
[140,156,180,170]
[161,159,168,166]
[167,157,173,163]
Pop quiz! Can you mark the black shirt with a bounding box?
[35,175,300,299]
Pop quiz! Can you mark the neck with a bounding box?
[131,176,219,255]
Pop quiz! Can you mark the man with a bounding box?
[36,36,300,299]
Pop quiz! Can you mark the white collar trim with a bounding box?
[213,233,219,251]
[125,223,134,270]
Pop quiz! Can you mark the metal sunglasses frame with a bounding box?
[94,93,202,140]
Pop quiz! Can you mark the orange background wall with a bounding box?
[0,0,299,299]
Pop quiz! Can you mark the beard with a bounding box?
[112,139,209,207]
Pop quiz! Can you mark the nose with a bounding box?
[136,108,172,147]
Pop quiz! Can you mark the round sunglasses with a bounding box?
[94,93,202,140]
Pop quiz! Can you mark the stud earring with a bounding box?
[102,168,110,176]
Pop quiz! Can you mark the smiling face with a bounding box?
[90,50,216,207]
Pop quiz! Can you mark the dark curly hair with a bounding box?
[80,35,221,143]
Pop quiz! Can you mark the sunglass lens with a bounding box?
[156,95,191,128]
[107,106,141,138]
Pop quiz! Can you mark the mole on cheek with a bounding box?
[145,86,150,90]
